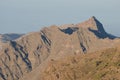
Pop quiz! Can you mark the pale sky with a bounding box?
[0,0,120,36]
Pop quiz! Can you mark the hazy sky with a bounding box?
[0,0,120,36]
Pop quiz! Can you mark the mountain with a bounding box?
[0,33,23,43]
[0,17,120,80]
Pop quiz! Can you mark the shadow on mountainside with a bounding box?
[10,41,32,71]
[88,17,118,39]
[88,28,117,39]
[60,27,79,35]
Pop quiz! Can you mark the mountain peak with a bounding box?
[89,16,96,21]
[91,16,96,19]
[87,16,100,28]
[88,16,106,32]
[76,16,117,39]
[77,16,100,29]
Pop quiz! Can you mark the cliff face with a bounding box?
[0,17,119,80]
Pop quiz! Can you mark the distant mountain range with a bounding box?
[0,33,23,42]
[0,17,120,80]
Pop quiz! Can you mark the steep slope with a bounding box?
[0,17,119,80]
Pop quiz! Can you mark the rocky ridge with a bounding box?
[0,17,119,80]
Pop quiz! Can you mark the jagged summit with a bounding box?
[89,16,98,21]
[59,16,98,29]
[77,16,103,30]
[87,16,108,38]
[76,16,116,39]
[91,16,96,19]
[88,16,97,22]
[59,16,116,39]
[89,16,106,32]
